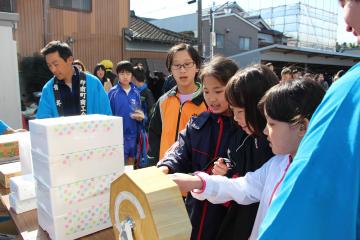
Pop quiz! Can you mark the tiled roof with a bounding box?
[245,15,285,36]
[202,1,244,16]
[128,15,197,45]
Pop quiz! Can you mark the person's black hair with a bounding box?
[166,43,202,74]
[281,67,292,76]
[199,56,239,86]
[225,64,279,136]
[93,64,106,79]
[40,40,73,61]
[73,59,86,71]
[133,66,146,82]
[333,69,346,82]
[259,79,325,124]
[314,73,323,81]
[116,60,134,74]
[335,70,345,78]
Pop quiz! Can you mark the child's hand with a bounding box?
[14,129,27,133]
[212,158,229,176]
[158,166,169,174]
[169,173,203,194]
[130,109,145,121]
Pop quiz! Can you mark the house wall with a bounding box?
[15,0,44,58]
[15,0,130,71]
[202,14,259,57]
[124,41,176,75]
[0,13,22,129]
[124,49,168,75]
[259,33,274,44]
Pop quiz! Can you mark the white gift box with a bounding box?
[10,174,35,201]
[29,115,123,156]
[37,194,111,240]
[9,193,37,214]
[18,132,33,174]
[32,145,124,187]
[35,172,119,217]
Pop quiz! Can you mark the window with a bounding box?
[0,0,16,12]
[239,37,251,50]
[50,0,91,12]
[216,34,224,48]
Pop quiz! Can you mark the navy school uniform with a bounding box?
[158,112,238,240]
[108,83,142,160]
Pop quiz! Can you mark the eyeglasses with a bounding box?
[171,62,195,70]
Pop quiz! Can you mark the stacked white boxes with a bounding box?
[30,115,124,240]
[9,174,37,213]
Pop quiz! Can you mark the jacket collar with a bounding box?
[116,82,137,93]
[136,83,148,92]
[167,82,205,106]
[191,112,234,130]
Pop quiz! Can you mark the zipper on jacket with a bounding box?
[197,116,224,240]
[197,201,209,240]
[213,116,223,159]
[174,103,184,142]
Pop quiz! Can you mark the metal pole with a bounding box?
[210,2,215,59]
[197,0,203,57]
[43,0,50,45]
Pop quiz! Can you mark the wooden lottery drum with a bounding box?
[110,167,191,240]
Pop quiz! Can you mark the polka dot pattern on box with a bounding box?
[52,120,115,136]
[64,202,110,236]
[56,173,118,205]
[59,146,120,166]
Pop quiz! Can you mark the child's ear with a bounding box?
[298,119,309,137]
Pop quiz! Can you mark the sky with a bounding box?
[130,0,356,44]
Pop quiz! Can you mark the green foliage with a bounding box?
[336,41,359,52]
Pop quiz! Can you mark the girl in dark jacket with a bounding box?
[213,66,277,239]
[158,56,239,240]
[170,64,278,240]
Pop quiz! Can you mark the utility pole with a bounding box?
[210,2,216,59]
[43,0,50,45]
[188,0,203,57]
[197,0,202,57]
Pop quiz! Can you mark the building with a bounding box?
[245,15,288,48]
[150,2,287,58]
[201,6,260,58]
[0,0,194,75]
[230,44,360,76]
[1,0,129,70]
[125,11,196,74]
[243,0,338,51]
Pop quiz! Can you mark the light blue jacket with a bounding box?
[0,120,10,135]
[36,73,112,119]
[259,62,360,239]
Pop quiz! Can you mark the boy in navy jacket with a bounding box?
[108,61,143,165]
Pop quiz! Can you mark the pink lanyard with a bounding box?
[268,155,292,206]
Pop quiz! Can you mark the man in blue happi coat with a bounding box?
[36,41,111,118]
